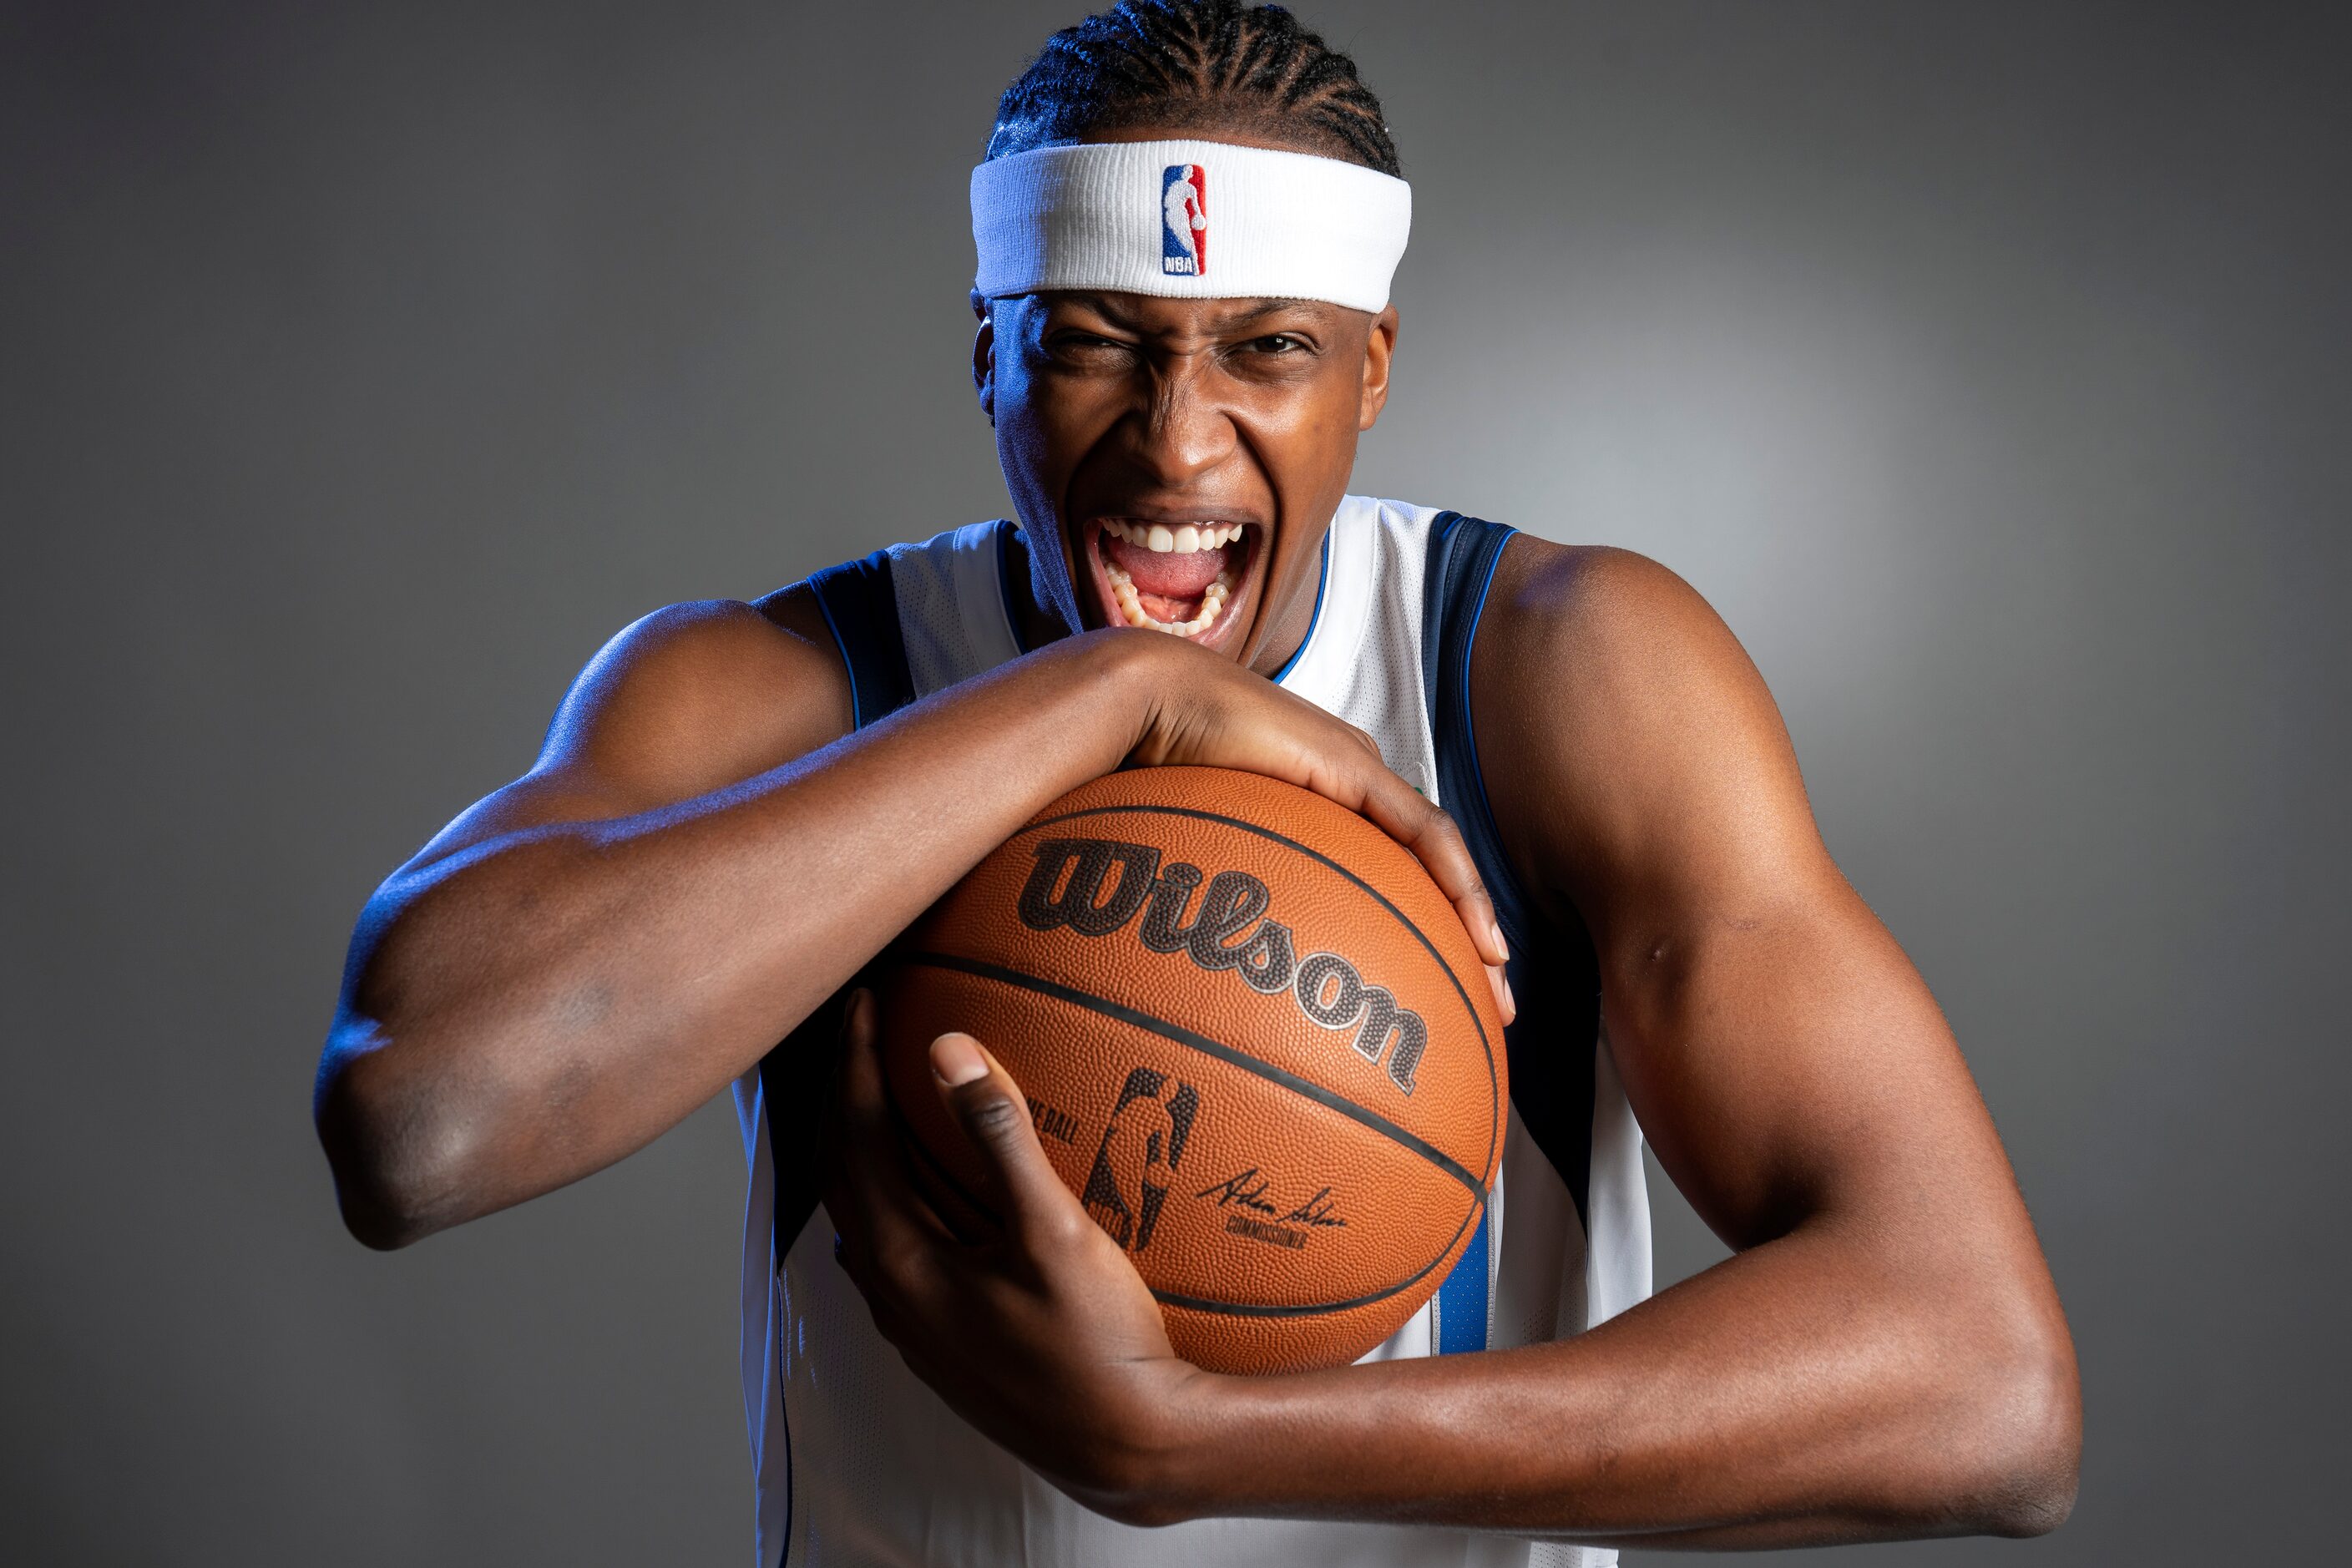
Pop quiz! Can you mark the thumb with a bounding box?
[929,1033,1076,1232]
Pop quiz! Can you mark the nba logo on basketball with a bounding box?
[1161,164,1207,276]
[1081,1066,1200,1251]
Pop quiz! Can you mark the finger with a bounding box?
[1487,961,1517,1027]
[1348,780,1510,970]
[929,1032,1088,1246]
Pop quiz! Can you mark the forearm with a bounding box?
[321,633,1148,1241]
[1150,1218,2076,1545]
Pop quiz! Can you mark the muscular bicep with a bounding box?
[1478,544,2025,1252]
[402,589,852,875]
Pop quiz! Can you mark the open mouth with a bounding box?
[1084,517,1262,648]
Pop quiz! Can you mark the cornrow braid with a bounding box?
[986,1,1401,178]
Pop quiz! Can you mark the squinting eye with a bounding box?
[1254,335,1302,353]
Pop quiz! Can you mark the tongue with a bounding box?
[1103,534,1232,598]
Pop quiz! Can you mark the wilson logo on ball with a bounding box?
[1016,836,1429,1095]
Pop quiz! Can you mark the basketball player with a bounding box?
[313,4,2080,1564]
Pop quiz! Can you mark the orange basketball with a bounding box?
[878,765,1506,1375]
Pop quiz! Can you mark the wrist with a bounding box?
[1140,1363,1385,1525]
[1006,626,1153,779]
[1096,625,1242,770]
[1144,1362,1337,1525]
[1109,1363,1237,1527]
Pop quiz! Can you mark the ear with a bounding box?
[970,290,996,424]
[1358,304,1399,432]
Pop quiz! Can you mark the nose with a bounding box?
[1125,351,1238,489]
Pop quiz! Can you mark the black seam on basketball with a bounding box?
[1019,799,1500,1179]
[899,950,1486,1200]
[1149,1196,1481,1318]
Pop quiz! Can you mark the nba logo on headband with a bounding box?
[1161,164,1207,276]
[971,139,1409,311]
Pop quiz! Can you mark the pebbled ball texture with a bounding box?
[878,766,1506,1375]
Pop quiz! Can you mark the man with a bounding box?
[314,3,2080,1564]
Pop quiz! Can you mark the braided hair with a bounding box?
[986,1,1400,177]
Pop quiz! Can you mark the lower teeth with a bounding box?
[1105,561,1234,638]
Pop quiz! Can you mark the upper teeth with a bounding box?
[1100,518,1246,554]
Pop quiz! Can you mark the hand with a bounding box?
[1110,632,1515,1024]
[820,989,1213,1525]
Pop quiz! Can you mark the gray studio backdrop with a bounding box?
[3,3,2343,1563]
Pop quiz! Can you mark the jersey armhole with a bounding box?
[1422,513,1536,949]
[807,549,918,729]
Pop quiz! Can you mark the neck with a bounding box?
[1243,534,1322,679]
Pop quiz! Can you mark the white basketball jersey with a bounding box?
[731,496,1651,1567]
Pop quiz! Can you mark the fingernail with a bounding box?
[1490,921,1509,962]
[931,1032,989,1086]
[1502,971,1516,1017]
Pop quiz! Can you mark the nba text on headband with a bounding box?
[970,139,1413,314]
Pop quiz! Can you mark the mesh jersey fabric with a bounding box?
[731,495,1651,1567]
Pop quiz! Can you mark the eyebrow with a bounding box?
[1053,292,1331,330]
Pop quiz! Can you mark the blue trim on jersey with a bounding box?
[1268,531,1333,685]
[1457,534,1510,917]
[1424,512,1604,1232]
[1433,1204,1491,1355]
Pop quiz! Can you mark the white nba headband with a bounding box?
[970,139,1411,313]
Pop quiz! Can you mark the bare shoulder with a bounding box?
[1479,539,1753,688]
[541,586,852,801]
[403,588,852,873]
[1469,538,1822,914]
